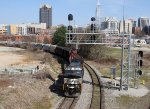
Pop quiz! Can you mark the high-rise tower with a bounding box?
[39,4,52,28]
[138,17,149,29]
[95,0,101,28]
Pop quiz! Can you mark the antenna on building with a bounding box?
[95,0,101,30]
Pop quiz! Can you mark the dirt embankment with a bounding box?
[0,46,63,109]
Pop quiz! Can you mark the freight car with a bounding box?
[62,47,71,62]
[42,44,51,52]
[55,46,64,56]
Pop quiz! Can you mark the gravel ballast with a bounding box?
[74,68,93,109]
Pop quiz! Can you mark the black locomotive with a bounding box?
[63,59,84,97]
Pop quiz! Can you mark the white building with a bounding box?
[27,23,46,29]
[119,20,132,34]
[16,24,27,35]
[101,17,119,36]
[16,23,46,35]
[0,24,7,35]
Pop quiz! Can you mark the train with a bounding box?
[0,41,84,97]
[63,58,84,97]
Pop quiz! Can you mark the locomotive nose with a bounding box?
[69,87,75,95]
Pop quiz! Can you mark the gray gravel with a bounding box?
[74,68,93,109]
[51,97,64,109]
[100,75,150,109]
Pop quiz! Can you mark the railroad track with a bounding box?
[84,62,102,109]
[57,62,103,109]
[57,97,78,109]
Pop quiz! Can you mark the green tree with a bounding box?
[52,26,66,46]
[79,45,117,64]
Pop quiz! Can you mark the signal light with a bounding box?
[91,17,96,21]
[90,35,96,42]
[137,70,142,76]
[68,14,73,21]
[68,25,73,31]
[91,24,96,31]
[70,35,73,40]
[138,51,143,57]
[138,60,143,67]
[67,35,73,40]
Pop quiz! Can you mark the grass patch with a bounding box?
[100,63,121,77]
[96,48,122,77]
[100,67,110,76]
[109,48,122,59]
[99,47,149,77]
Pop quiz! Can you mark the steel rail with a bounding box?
[84,62,102,109]
[57,97,78,109]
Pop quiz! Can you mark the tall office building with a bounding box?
[128,19,136,34]
[119,20,132,34]
[128,19,136,27]
[39,4,52,28]
[138,17,149,29]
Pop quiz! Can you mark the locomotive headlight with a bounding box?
[73,79,82,84]
[74,79,78,84]
[66,78,83,85]
[68,79,75,84]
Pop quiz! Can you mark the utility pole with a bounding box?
[120,0,125,90]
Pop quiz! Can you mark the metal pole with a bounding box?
[120,0,125,90]
[135,52,138,88]
[69,21,71,43]
[120,26,125,90]
[76,42,78,49]
[136,46,141,89]
[110,19,112,47]
[74,20,76,33]
[127,35,131,88]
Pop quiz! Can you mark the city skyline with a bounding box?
[0,0,150,26]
